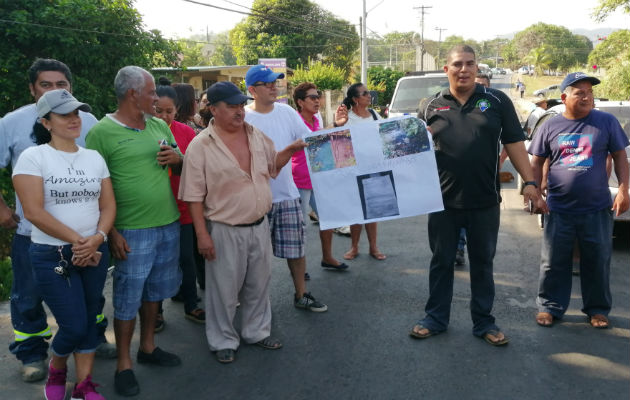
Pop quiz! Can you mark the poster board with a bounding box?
[305,116,444,230]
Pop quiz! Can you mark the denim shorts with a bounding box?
[267,199,305,259]
[113,221,182,320]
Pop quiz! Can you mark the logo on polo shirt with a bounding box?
[435,106,450,111]
[476,99,491,112]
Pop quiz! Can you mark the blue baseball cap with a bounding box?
[560,72,601,92]
[207,81,252,105]
[245,65,285,88]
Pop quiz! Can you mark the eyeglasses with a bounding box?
[360,91,371,97]
[252,81,277,88]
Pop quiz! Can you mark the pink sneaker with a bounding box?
[71,375,105,400]
[44,361,67,400]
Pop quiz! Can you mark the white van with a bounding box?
[386,73,449,118]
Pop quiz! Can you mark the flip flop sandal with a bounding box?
[589,314,609,329]
[536,312,554,327]
[483,329,509,346]
[409,324,438,339]
[256,336,283,350]
[216,349,235,363]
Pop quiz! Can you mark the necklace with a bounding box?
[48,143,80,172]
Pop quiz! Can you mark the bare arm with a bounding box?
[529,154,550,214]
[188,201,215,261]
[12,175,83,243]
[0,193,19,229]
[72,178,116,264]
[274,139,307,174]
[505,142,548,213]
[611,149,629,217]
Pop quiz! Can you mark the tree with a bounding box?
[177,39,211,68]
[209,32,237,66]
[588,29,630,100]
[366,66,404,107]
[0,0,180,118]
[229,0,359,75]
[592,0,630,21]
[525,45,552,75]
[509,23,592,71]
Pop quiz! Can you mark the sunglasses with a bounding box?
[253,81,277,88]
[304,91,322,101]
[360,91,371,97]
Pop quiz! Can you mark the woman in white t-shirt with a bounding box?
[337,83,386,261]
[12,89,115,400]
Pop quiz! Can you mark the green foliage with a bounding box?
[0,168,14,259]
[229,0,359,74]
[290,60,346,90]
[589,30,630,100]
[525,45,552,75]
[209,32,237,66]
[0,0,180,118]
[0,256,11,301]
[177,39,210,68]
[366,66,404,107]
[592,0,630,22]
[509,23,592,71]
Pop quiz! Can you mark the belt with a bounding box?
[234,216,265,227]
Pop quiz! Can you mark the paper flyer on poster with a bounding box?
[304,115,444,230]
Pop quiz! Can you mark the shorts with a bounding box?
[267,199,305,259]
[112,221,182,320]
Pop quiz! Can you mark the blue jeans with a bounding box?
[537,208,613,318]
[160,223,198,313]
[9,235,110,364]
[29,243,108,356]
[419,205,501,336]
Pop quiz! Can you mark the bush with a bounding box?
[0,169,14,259]
[290,60,346,90]
[0,257,12,301]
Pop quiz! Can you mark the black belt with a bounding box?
[234,216,265,227]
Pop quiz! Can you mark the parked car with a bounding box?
[386,73,449,118]
[524,100,630,222]
[533,84,561,98]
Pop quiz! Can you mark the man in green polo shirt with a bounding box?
[86,66,183,397]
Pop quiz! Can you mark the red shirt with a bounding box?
[169,120,196,225]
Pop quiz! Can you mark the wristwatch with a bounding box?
[524,181,538,188]
[97,230,108,243]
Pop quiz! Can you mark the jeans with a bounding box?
[419,205,501,336]
[8,234,50,364]
[160,223,199,314]
[457,228,467,251]
[29,243,108,356]
[537,208,613,318]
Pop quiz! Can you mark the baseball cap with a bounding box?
[36,89,90,118]
[245,65,285,87]
[207,81,252,105]
[560,72,601,92]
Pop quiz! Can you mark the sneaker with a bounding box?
[21,359,46,382]
[44,360,67,400]
[455,249,465,266]
[294,292,328,312]
[95,340,117,359]
[114,369,139,397]
[154,313,165,333]
[71,375,104,400]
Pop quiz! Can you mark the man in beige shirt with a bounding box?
[179,81,305,364]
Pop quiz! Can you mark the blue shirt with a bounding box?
[528,109,629,213]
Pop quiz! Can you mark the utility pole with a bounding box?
[435,27,447,66]
[361,2,367,84]
[413,5,432,72]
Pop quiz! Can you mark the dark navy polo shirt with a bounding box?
[418,84,524,209]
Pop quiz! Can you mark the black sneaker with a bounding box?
[294,292,328,312]
[114,369,139,397]
[137,347,181,367]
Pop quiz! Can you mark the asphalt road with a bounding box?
[1,82,628,399]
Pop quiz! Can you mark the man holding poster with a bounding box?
[410,45,547,346]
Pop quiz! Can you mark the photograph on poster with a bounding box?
[357,171,400,220]
[305,129,356,173]
[378,117,431,159]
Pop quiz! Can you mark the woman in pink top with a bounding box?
[292,82,348,271]
[154,78,205,328]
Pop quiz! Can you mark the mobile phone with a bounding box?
[528,199,534,214]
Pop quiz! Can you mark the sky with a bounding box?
[134,0,628,42]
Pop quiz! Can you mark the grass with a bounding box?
[0,257,12,301]
[513,74,564,98]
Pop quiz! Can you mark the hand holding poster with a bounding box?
[305,115,444,230]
